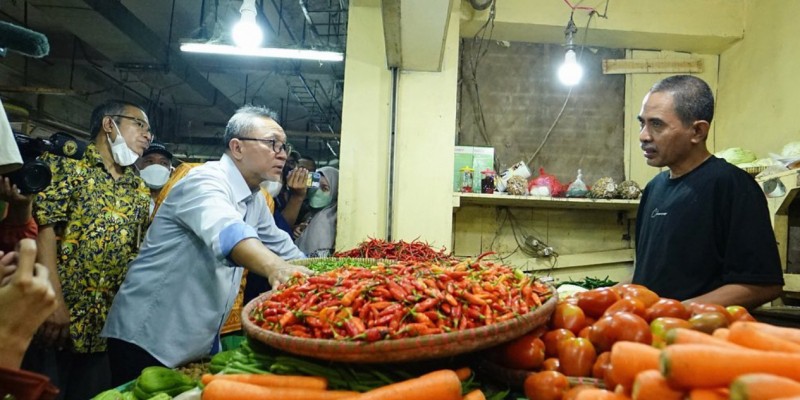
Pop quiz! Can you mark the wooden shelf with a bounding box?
[452,193,640,212]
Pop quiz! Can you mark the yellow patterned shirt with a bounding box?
[34,143,150,353]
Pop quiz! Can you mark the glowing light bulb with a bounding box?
[558,49,583,86]
[232,11,262,49]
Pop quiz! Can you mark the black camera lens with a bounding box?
[7,160,52,194]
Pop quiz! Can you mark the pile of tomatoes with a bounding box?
[490,283,756,398]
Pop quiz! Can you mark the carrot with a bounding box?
[729,373,800,400]
[201,380,358,400]
[201,373,327,390]
[463,389,486,400]
[688,388,729,400]
[727,322,800,353]
[454,367,472,381]
[630,369,684,400]
[574,388,631,400]
[732,321,800,345]
[665,328,743,348]
[661,344,800,388]
[340,369,462,400]
[608,341,660,389]
[711,328,729,341]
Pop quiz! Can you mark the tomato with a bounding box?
[650,317,692,348]
[578,325,592,339]
[551,303,588,335]
[561,296,580,306]
[542,328,575,358]
[603,298,646,318]
[558,337,597,377]
[619,285,660,307]
[687,302,733,323]
[603,361,621,392]
[726,305,756,322]
[562,385,596,400]
[591,351,611,380]
[577,288,621,318]
[589,312,652,352]
[498,333,546,370]
[542,357,560,372]
[644,298,690,322]
[688,311,729,334]
[524,371,570,400]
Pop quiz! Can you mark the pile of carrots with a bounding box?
[525,321,800,400]
[200,368,486,400]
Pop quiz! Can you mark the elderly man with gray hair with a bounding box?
[102,106,310,386]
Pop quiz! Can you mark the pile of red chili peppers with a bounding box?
[333,238,456,262]
[249,260,552,342]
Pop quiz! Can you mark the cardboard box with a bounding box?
[453,146,494,192]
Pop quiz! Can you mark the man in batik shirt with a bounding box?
[24,100,152,399]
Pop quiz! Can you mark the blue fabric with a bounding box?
[219,221,258,264]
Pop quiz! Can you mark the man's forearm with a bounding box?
[280,196,304,226]
[684,283,783,309]
[229,237,281,278]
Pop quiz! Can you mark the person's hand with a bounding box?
[0,239,57,368]
[286,168,309,197]
[267,261,312,289]
[0,176,35,205]
[292,221,309,240]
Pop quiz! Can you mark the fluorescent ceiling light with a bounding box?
[180,43,344,62]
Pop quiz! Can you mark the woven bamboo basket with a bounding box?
[242,282,557,363]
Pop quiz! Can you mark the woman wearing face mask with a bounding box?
[134,142,174,218]
[295,166,339,258]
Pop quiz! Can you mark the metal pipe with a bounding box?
[386,67,399,241]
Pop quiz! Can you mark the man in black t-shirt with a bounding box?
[632,75,783,309]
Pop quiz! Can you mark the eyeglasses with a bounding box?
[107,114,153,139]
[236,137,292,154]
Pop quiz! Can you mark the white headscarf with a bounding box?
[295,166,339,257]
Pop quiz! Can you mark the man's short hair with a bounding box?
[89,100,146,138]
[650,75,715,127]
[223,105,280,148]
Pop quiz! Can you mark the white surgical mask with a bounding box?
[139,164,171,189]
[260,180,283,198]
[106,119,141,167]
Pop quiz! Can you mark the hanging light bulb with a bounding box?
[558,48,583,86]
[557,14,582,86]
[232,0,263,49]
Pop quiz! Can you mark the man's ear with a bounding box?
[228,138,244,160]
[690,120,710,144]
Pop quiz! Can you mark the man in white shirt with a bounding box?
[102,106,310,386]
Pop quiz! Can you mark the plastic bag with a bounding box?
[566,169,589,198]
[528,167,565,197]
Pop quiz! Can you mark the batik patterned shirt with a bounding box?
[34,143,150,353]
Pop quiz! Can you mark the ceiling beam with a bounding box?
[77,0,239,115]
[381,0,453,71]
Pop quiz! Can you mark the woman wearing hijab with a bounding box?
[295,166,338,257]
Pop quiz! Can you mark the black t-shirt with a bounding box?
[632,156,784,300]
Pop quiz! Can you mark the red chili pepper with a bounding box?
[413,297,439,313]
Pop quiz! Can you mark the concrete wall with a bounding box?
[715,0,800,156]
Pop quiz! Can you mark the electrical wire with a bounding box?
[463,0,496,147]
[526,0,607,166]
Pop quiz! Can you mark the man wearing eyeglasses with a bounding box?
[24,100,152,398]
[102,105,311,386]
